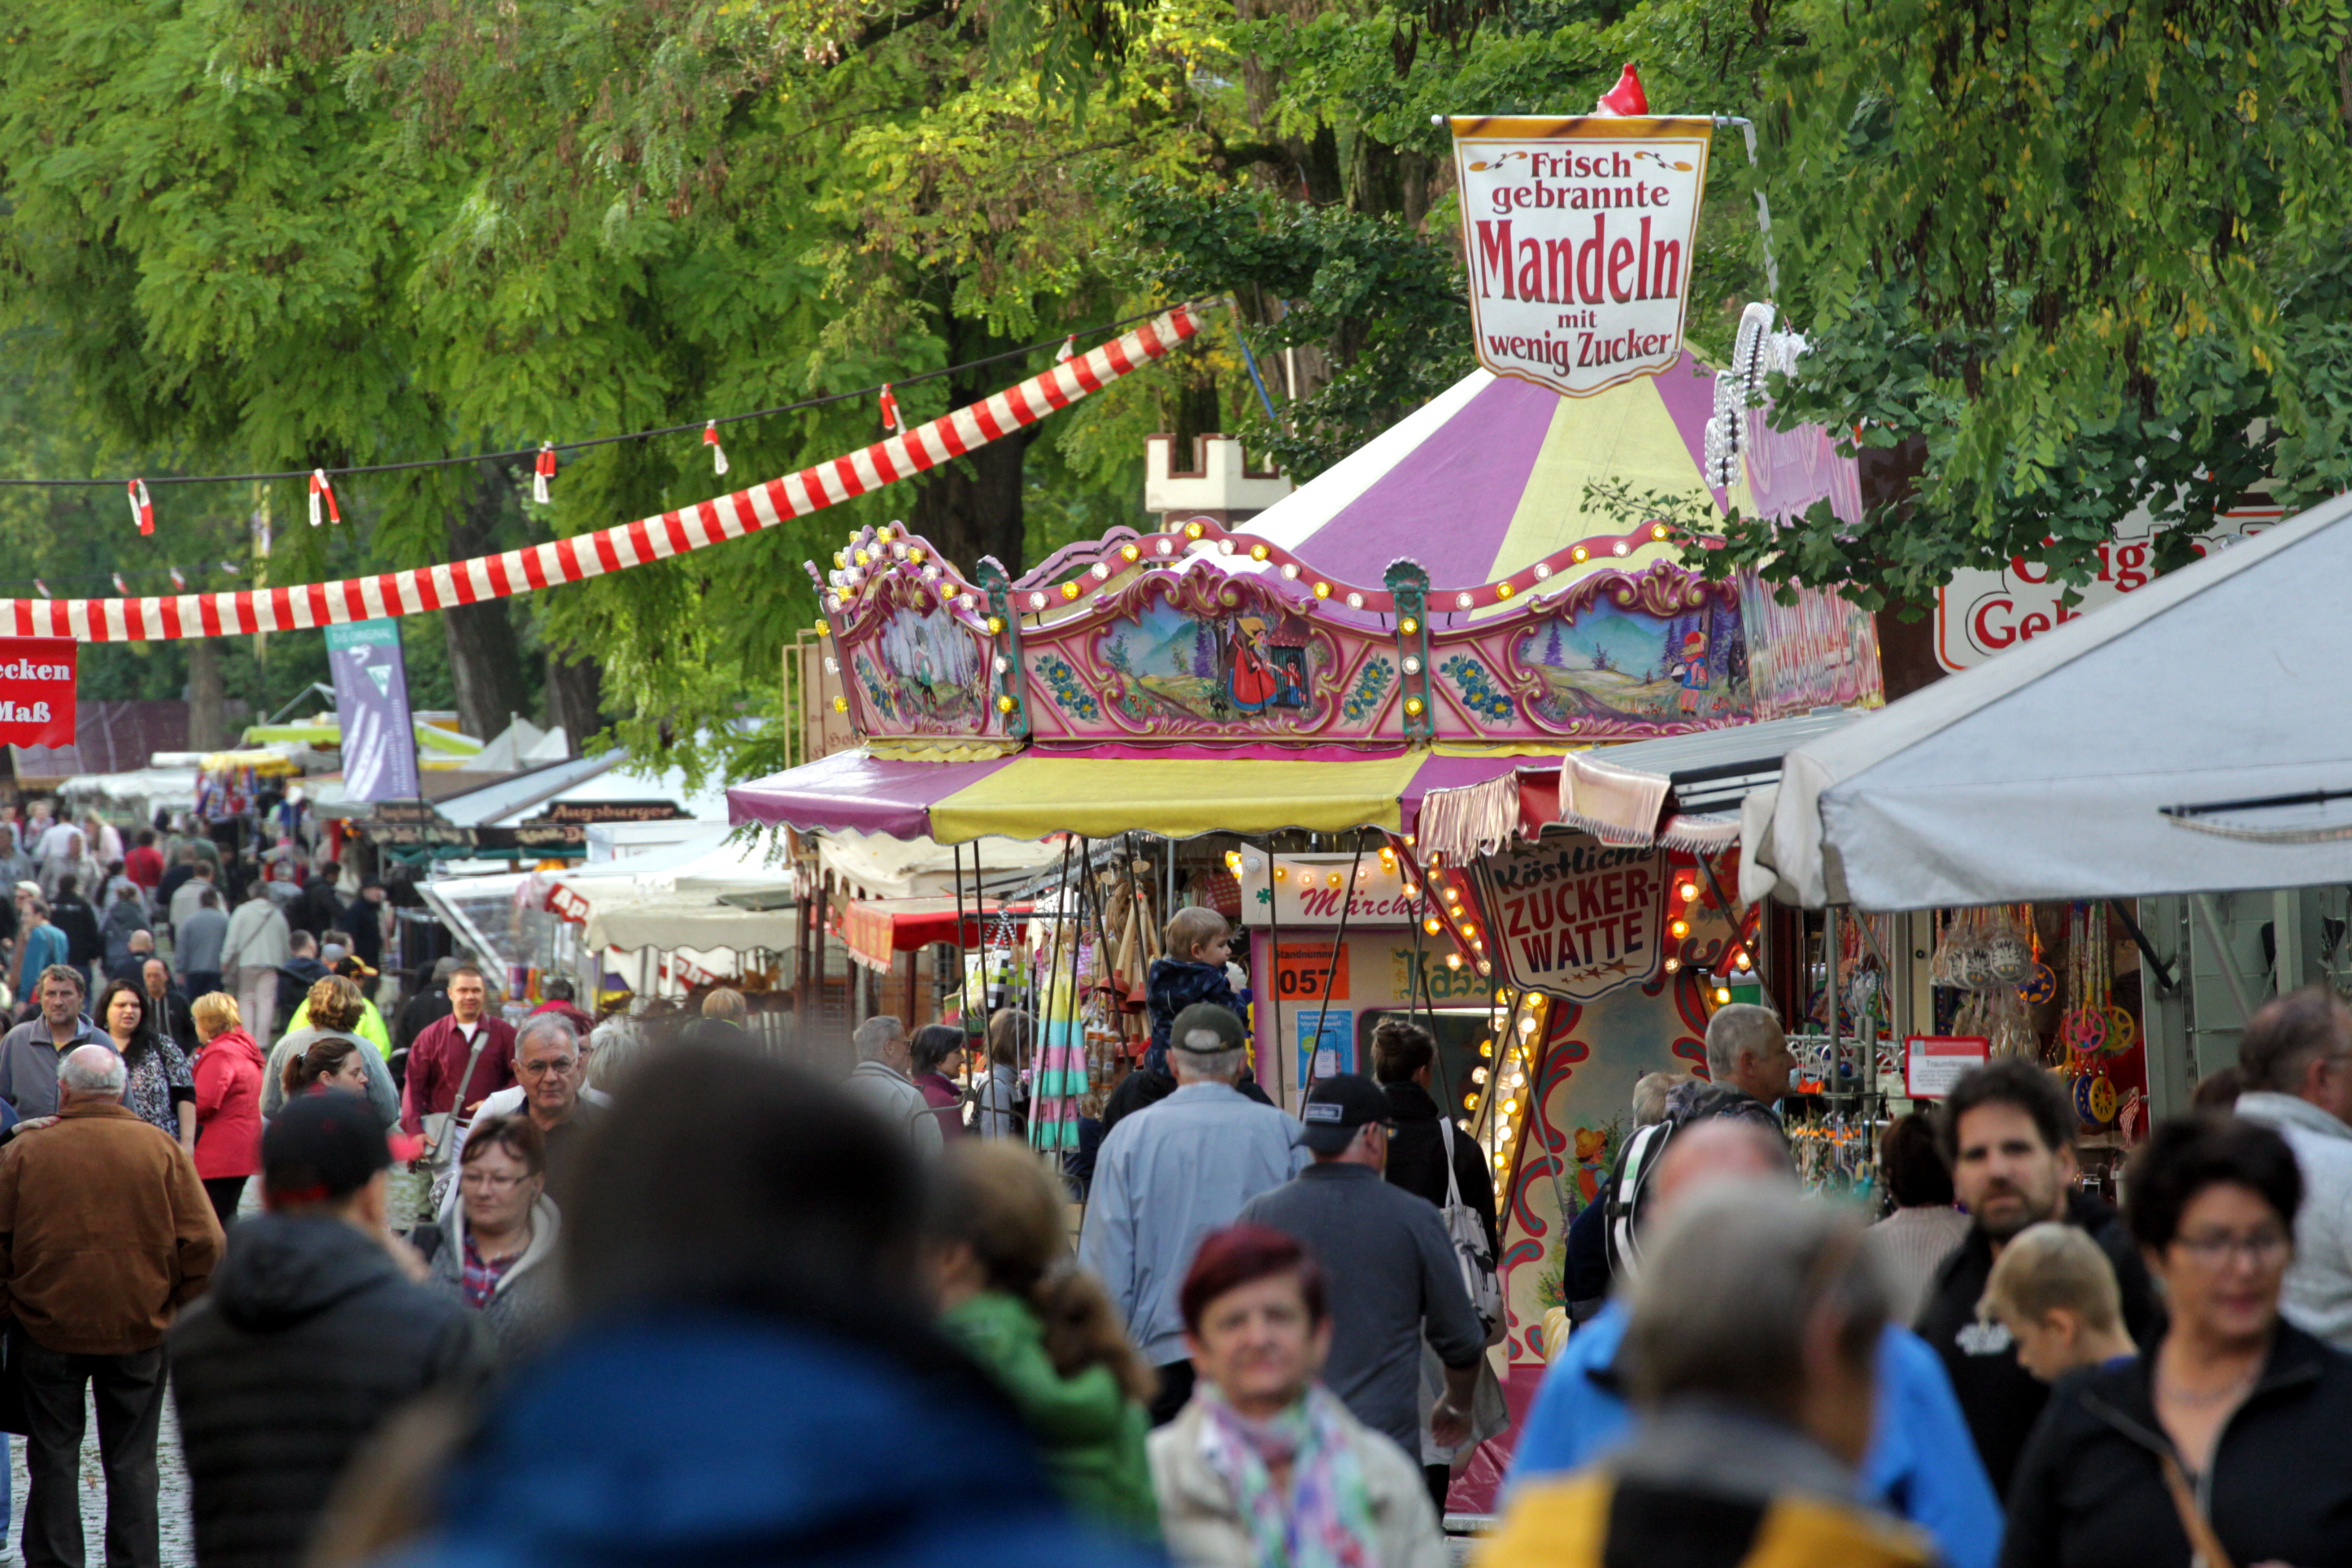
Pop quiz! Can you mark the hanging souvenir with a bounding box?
[2073,1070,2118,1131]
[2059,903,2109,1061]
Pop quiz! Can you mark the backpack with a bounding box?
[1600,1117,1681,1283]
[1436,1118,1504,1332]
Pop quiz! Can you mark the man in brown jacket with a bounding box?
[0,1043,223,1568]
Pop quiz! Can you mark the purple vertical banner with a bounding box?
[325,619,421,801]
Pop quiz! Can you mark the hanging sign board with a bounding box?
[1448,115,1713,397]
[1275,941,1351,1003]
[1904,1036,1991,1099]
[1235,854,1418,927]
[0,639,77,750]
[1475,835,1667,1001]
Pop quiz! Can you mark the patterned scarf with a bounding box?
[1195,1383,1378,1568]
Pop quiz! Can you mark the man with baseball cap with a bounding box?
[1239,1073,1487,1489]
[1078,1002,1305,1425]
[170,1093,493,1568]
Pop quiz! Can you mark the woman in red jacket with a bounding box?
[189,990,266,1228]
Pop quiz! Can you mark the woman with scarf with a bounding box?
[1151,1223,1443,1568]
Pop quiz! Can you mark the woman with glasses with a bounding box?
[424,1113,560,1361]
[2003,1114,2352,1566]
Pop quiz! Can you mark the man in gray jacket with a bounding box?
[1239,1073,1485,1466]
[2234,985,2352,1349]
[842,1016,941,1159]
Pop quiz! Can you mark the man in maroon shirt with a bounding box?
[399,965,516,1152]
[122,830,164,903]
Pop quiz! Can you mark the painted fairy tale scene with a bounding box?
[1516,592,1750,727]
[1095,600,1316,722]
[851,600,992,731]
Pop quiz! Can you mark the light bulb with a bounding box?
[1471,1067,1488,1085]
[1424,917,1443,934]
[1122,543,1140,561]
[1313,581,1331,598]
[1572,546,1589,562]
[1345,592,1364,608]
[1455,592,1473,609]
[1664,957,1681,972]
[1400,617,1419,635]
[1273,867,1288,882]
[1449,955,1466,972]
[1714,987,1732,1004]
[1251,544,1270,561]
[1404,656,1422,675]
[1678,881,1700,902]
[1185,522,1204,538]
[1670,919,1690,939]
[1503,1098,1518,1115]
[1533,562,1552,580]
[1281,562,1300,579]
[1478,1040,1492,1057]
[992,656,1009,674]
[1463,1093,1479,1110]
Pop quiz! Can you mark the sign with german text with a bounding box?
[1275,941,1351,1003]
[325,618,420,803]
[1475,835,1667,1001]
[1904,1036,1990,1099]
[0,638,77,749]
[1449,115,1713,397]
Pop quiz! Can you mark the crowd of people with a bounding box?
[0,851,2350,1568]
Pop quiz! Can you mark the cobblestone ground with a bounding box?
[1,1393,195,1567]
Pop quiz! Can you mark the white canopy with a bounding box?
[1744,489,2352,910]
[549,830,795,952]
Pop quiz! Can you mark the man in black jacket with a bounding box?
[1370,1017,1498,1258]
[48,874,103,992]
[169,1093,493,1568]
[1914,1057,2157,1498]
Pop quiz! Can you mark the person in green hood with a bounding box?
[930,1142,1160,1538]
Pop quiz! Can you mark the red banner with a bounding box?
[0,639,76,748]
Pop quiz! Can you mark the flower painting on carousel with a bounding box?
[1504,567,1751,735]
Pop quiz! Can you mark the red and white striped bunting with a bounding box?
[13,307,1200,642]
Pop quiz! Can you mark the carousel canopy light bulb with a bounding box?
[1533,562,1552,580]
[1572,546,1589,562]
[1670,919,1690,939]
[1345,592,1364,609]
[1714,987,1732,1004]
[1185,522,1205,538]
[1401,617,1419,635]
[1678,881,1700,901]
[1123,543,1140,561]
[1404,834,1416,847]
[1496,581,1514,598]
[908,548,926,564]
[1400,882,1417,898]
[1091,562,1110,579]
[987,616,1005,635]
[995,695,1015,713]
[1425,917,1444,934]
[1405,697,1425,716]
[992,656,1009,675]
[832,696,848,713]
[1061,582,1080,599]
[824,657,839,674]
[1244,854,1264,872]
[1281,563,1301,580]
[1251,544,1270,561]
[1455,592,1473,609]
[1652,524,1669,540]
[1313,581,1332,598]
[1664,957,1681,972]
[1030,592,1048,610]
[1612,542,1630,556]
[1156,538,1173,556]
[1274,866,1288,881]
[1326,872,1344,889]
[1404,656,1422,675]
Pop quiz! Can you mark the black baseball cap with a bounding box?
[1295,1073,1393,1154]
[1169,1002,1247,1055]
[263,1092,392,1206]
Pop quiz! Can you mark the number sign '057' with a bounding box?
[1449,116,1713,397]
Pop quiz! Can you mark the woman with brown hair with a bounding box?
[94,975,194,1146]
[928,1141,1156,1536]
[265,973,400,1128]
[424,1113,561,1360]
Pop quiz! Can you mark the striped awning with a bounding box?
[727,747,1530,845]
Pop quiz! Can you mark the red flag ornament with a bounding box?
[534,443,556,504]
[127,479,154,536]
[308,469,341,528]
[1594,63,1647,116]
[170,567,186,592]
[879,383,903,434]
[112,573,129,596]
[704,421,730,477]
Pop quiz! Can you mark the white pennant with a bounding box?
[704,420,730,476]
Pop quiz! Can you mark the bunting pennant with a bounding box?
[127,480,154,536]
[219,560,241,577]
[704,421,730,477]
[308,469,342,528]
[533,443,556,504]
[112,573,129,596]
[1056,335,1076,363]
[0,305,1202,642]
[878,383,903,434]
[32,582,47,600]
[170,568,187,592]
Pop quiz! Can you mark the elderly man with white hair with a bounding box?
[1659,1002,1797,1135]
[1505,1118,2000,1568]
[437,1012,611,1222]
[842,1015,941,1158]
[0,1043,222,1568]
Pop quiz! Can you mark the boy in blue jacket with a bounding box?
[1145,907,1244,1075]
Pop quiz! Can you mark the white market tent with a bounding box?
[1743,489,2352,911]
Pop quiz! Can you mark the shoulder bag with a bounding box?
[1436,1116,1505,1332]
[420,1025,494,1171]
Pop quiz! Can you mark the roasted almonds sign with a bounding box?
[1449,115,1713,397]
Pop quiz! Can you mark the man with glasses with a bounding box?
[2233,985,2352,1350]
[1238,1073,1486,1485]
[437,1014,607,1222]
[1916,1058,2157,1497]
